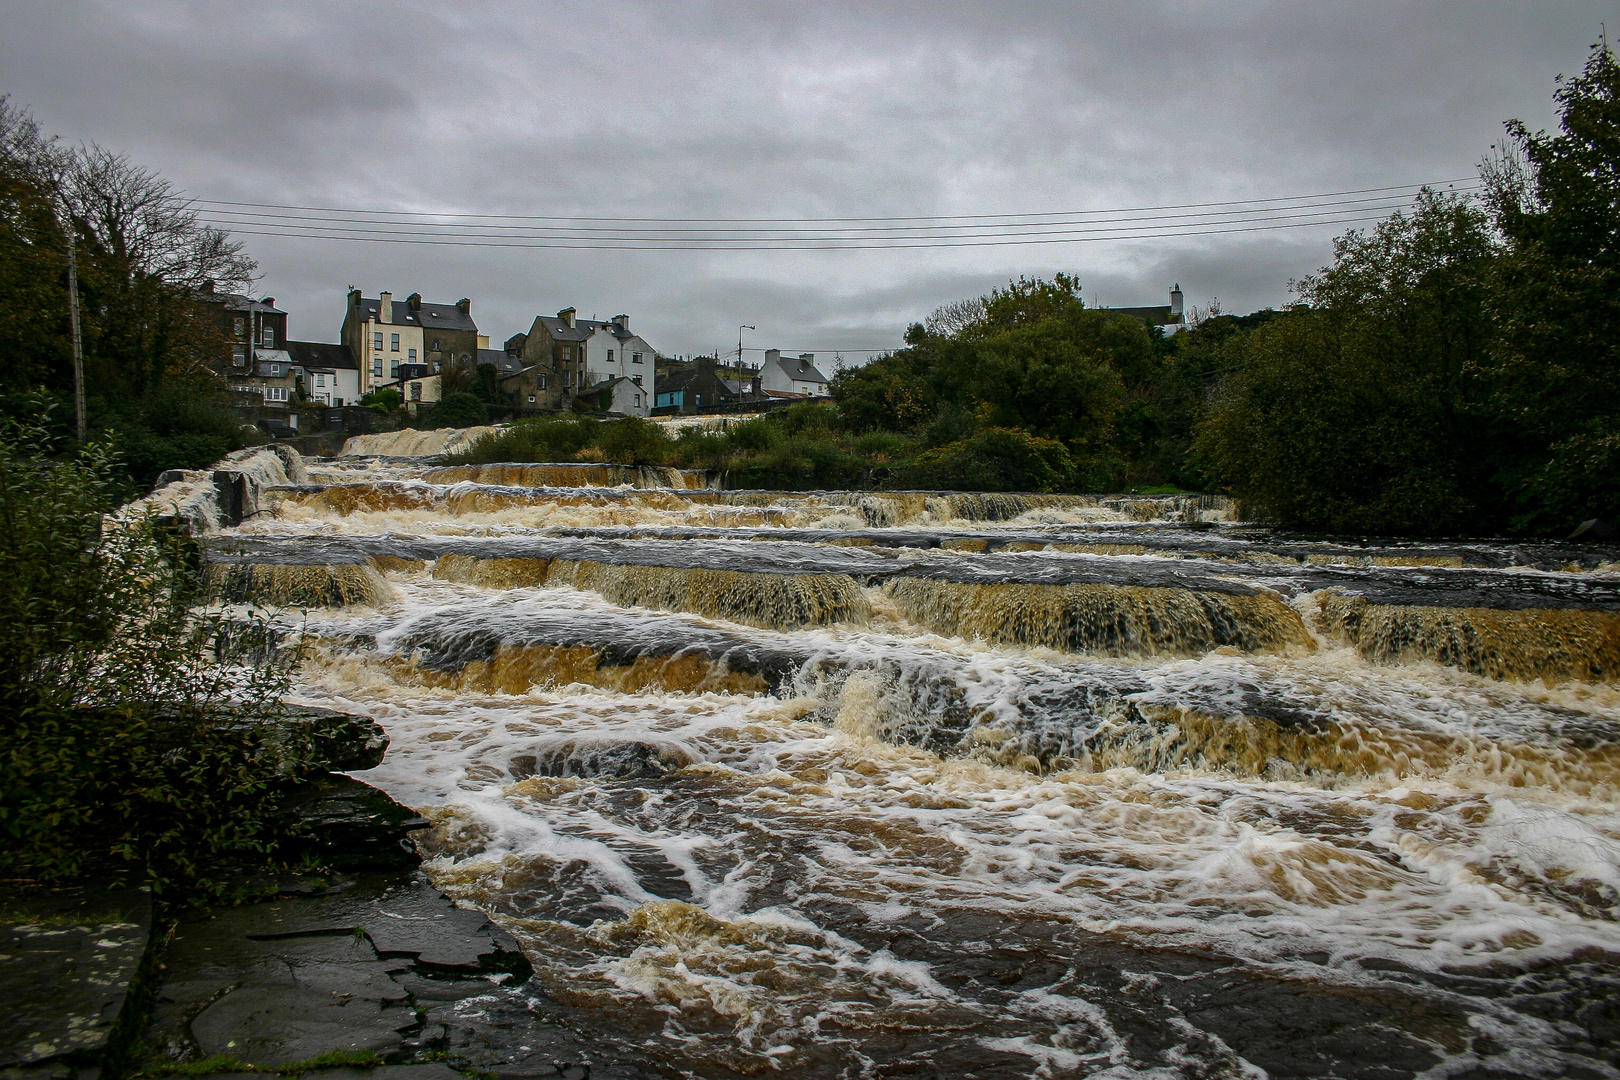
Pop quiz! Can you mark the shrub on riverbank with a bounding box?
[0,412,311,891]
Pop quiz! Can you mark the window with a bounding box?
[262,326,274,348]
[372,332,383,350]
[538,373,547,389]
[564,370,573,387]
[264,386,289,402]
[372,360,383,377]
[562,346,571,360]
[234,317,245,337]
[527,395,536,403]
[391,333,400,351]
[232,346,245,365]
[432,338,441,351]
[632,375,642,386]
[408,348,417,362]
[632,352,642,364]
[391,362,400,377]
[607,349,614,364]
[410,382,422,401]
[316,374,325,388]
[634,394,641,407]
[269,364,281,376]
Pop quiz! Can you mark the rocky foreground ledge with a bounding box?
[0,708,651,1080]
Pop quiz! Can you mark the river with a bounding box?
[211,440,1620,1079]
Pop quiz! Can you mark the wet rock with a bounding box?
[274,776,428,872]
[0,889,153,1078]
[256,706,390,773]
[145,871,532,1068]
[1570,518,1617,541]
[509,740,693,781]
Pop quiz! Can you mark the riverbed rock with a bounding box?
[509,739,694,781]
[0,888,153,1080]
[274,775,428,871]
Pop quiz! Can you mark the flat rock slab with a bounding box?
[0,888,152,1073]
[145,871,540,1069]
[242,872,527,973]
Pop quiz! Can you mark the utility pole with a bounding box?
[67,231,86,444]
[737,325,754,385]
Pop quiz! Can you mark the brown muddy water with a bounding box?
[215,454,1620,1079]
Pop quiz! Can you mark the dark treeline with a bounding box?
[0,97,253,493]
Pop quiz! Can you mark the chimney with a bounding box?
[765,348,781,366]
[1170,283,1184,319]
[558,307,576,329]
[259,297,275,308]
[201,279,215,294]
[799,353,814,369]
[407,292,422,311]
[612,313,629,333]
[348,288,361,308]
[457,298,471,315]
[380,291,393,323]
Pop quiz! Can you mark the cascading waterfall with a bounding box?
[208,437,1620,1078]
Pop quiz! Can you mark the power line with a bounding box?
[190,177,1478,225]
[202,212,1409,251]
[189,190,1464,236]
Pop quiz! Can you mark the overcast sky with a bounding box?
[0,1,1609,360]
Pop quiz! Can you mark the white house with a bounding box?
[286,341,362,406]
[760,349,830,397]
[581,314,656,416]
[580,375,650,416]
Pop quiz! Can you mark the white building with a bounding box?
[581,314,656,416]
[760,349,831,397]
[286,341,362,407]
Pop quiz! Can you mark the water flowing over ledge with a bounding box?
[161,431,1620,1077]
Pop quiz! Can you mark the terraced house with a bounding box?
[341,289,488,407]
[506,307,658,416]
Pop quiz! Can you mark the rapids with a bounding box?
[218,447,1620,1078]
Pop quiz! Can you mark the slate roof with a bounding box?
[1105,305,1181,326]
[354,296,478,334]
[204,291,283,315]
[286,340,358,370]
[533,314,627,343]
[477,348,522,374]
[768,354,828,385]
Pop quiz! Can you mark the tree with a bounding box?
[0,98,70,397]
[1483,41,1620,529]
[1193,191,1498,533]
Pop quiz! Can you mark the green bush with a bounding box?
[420,392,488,429]
[360,387,402,412]
[903,427,1078,492]
[0,413,307,889]
[445,415,599,465]
[596,416,670,465]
